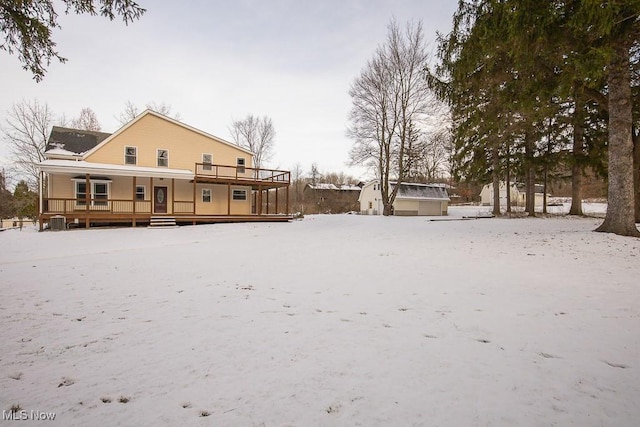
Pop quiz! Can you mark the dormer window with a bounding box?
[157,149,168,167]
[125,146,137,165]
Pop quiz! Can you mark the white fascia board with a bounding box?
[38,160,194,180]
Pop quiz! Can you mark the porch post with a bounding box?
[150,177,154,215]
[192,179,196,215]
[171,178,175,215]
[227,183,231,215]
[286,185,289,215]
[266,188,269,214]
[258,185,262,215]
[253,191,257,214]
[275,187,279,214]
[132,176,137,227]
[38,170,44,231]
[85,173,90,228]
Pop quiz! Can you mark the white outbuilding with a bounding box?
[358,180,449,216]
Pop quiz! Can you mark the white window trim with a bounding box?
[202,188,212,203]
[124,145,137,165]
[232,189,247,201]
[157,149,169,167]
[202,153,213,171]
[73,179,111,206]
[135,185,146,201]
[236,157,246,173]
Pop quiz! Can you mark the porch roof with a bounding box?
[38,159,194,180]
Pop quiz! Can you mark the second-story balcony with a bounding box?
[194,163,290,188]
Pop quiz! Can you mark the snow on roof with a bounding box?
[44,147,82,157]
[38,159,194,180]
[46,126,112,155]
[307,183,338,190]
[338,184,362,191]
[306,183,361,191]
[391,182,450,201]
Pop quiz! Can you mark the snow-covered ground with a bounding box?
[1,209,638,426]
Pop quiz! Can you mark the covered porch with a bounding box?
[38,160,291,230]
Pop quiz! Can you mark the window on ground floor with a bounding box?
[232,189,247,201]
[202,188,211,203]
[75,180,110,206]
[93,183,108,206]
[76,182,87,205]
[135,185,146,201]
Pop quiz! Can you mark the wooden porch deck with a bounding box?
[39,162,292,230]
[39,209,292,229]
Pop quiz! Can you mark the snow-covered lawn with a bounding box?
[1,210,638,426]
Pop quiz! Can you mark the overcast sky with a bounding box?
[0,0,458,181]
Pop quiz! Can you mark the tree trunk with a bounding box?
[569,88,584,215]
[492,146,500,216]
[543,166,548,215]
[634,127,640,224]
[595,43,639,236]
[505,143,511,213]
[525,131,536,217]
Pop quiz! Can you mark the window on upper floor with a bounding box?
[125,146,137,165]
[236,157,246,174]
[202,153,212,171]
[157,149,168,167]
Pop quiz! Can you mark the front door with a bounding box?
[154,186,168,214]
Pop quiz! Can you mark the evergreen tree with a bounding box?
[13,180,37,221]
[0,170,15,220]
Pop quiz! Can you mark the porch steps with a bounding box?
[148,216,177,228]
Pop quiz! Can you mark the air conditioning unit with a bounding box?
[50,215,66,231]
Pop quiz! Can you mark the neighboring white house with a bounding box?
[359,180,449,216]
[479,182,547,208]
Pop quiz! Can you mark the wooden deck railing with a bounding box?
[195,163,290,184]
[43,198,152,215]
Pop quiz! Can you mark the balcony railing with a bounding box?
[195,163,290,184]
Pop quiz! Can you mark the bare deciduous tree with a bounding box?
[347,19,432,215]
[1,99,54,189]
[229,114,275,169]
[116,101,181,126]
[405,111,452,182]
[70,107,101,131]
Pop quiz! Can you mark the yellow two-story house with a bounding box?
[38,110,291,229]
